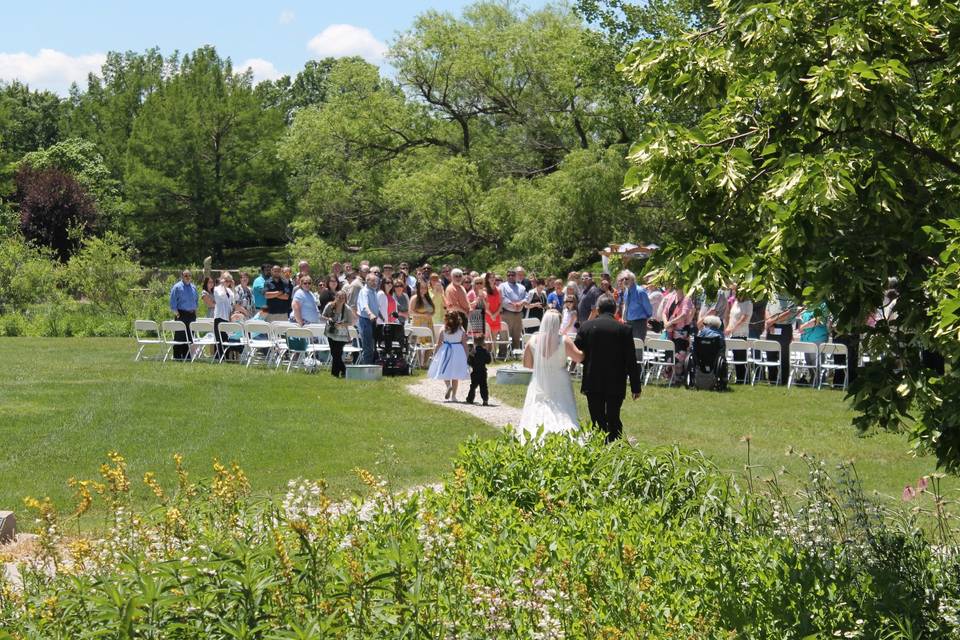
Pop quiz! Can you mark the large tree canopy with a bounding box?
[621,0,960,468]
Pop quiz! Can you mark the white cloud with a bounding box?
[307,24,387,63]
[238,58,283,83]
[279,9,295,25]
[0,48,106,94]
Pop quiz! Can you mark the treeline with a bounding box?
[0,1,695,274]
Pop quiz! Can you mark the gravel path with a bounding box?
[405,368,523,431]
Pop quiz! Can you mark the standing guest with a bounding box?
[169,270,198,361]
[525,278,548,332]
[356,274,380,364]
[393,279,410,323]
[465,336,492,406]
[400,262,417,292]
[483,272,503,348]
[444,269,470,327]
[264,265,292,322]
[577,273,601,324]
[377,279,398,324]
[340,261,353,284]
[429,272,447,324]
[620,270,653,341]
[282,265,294,287]
[661,284,695,380]
[499,268,527,352]
[547,278,565,311]
[428,311,470,402]
[292,276,320,326]
[466,276,487,340]
[568,271,582,295]
[560,295,579,338]
[725,288,753,384]
[381,265,395,289]
[213,272,236,360]
[234,272,254,318]
[200,276,216,318]
[410,279,436,364]
[252,263,270,310]
[798,302,830,374]
[645,274,664,335]
[331,261,343,284]
[516,266,532,292]
[322,290,354,378]
[316,275,338,309]
[293,260,310,292]
[343,272,363,322]
[440,265,452,289]
[599,278,619,320]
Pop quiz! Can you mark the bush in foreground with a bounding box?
[1,433,958,638]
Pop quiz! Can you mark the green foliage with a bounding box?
[2,434,958,637]
[63,232,143,315]
[284,234,343,275]
[0,81,65,168]
[124,46,289,262]
[0,234,60,309]
[620,0,960,469]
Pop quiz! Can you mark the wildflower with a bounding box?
[67,478,98,517]
[143,472,166,501]
[917,476,929,492]
[902,485,916,501]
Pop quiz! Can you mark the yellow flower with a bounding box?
[143,472,166,501]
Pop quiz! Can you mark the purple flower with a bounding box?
[902,485,916,502]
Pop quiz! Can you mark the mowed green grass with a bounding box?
[1,338,494,515]
[493,378,957,505]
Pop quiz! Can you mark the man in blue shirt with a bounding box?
[498,268,527,352]
[620,270,653,341]
[356,274,380,365]
[169,270,198,361]
[251,263,270,309]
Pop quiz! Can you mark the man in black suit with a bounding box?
[574,294,642,443]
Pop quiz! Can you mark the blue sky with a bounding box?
[1,0,550,94]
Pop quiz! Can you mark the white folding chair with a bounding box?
[492,326,512,361]
[787,341,819,388]
[818,342,849,390]
[521,317,541,334]
[343,326,363,363]
[160,320,190,363]
[724,338,750,383]
[749,339,781,385]
[407,326,436,370]
[642,338,675,385]
[270,322,295,367]
[216,322,246,364]
[189,319,218,362]
[133,320,163,361]
[307,324,331,366]
[242,320,274,368]
[283,327,313,372]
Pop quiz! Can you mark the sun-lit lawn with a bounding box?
[1,338,494,517]
[492,376,956,505]
[3,337,953,526]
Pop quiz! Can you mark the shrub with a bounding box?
[2,434,958,638]
[0,234,61,310]
[63,232,143,315]
[15,165,99,261]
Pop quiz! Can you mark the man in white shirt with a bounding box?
[499,268,527,352]
[356,274,380,365]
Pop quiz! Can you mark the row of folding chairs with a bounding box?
[633,336,850,390]
[133,319,363,371]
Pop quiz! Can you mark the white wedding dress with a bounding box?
[518,333,580,441]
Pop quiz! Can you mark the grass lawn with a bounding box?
[1,338,494,518]
[493,378,957,506]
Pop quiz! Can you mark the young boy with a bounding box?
[465,336,492,406]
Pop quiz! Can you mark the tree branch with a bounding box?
[878,130,960,176]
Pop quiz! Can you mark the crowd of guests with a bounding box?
[168,258,876,385]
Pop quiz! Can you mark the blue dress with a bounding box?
[427,329,469,380]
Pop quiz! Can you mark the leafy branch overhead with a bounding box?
[620,0,960,468]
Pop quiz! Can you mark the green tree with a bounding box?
[621,0,960,468]
[124,46,289,263]
[63,232,142,315]
[64,49,169,178]
[0,81,65,168]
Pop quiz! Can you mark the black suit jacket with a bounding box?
[574,314,642,398]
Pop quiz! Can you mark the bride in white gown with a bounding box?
[518,310,584,441]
